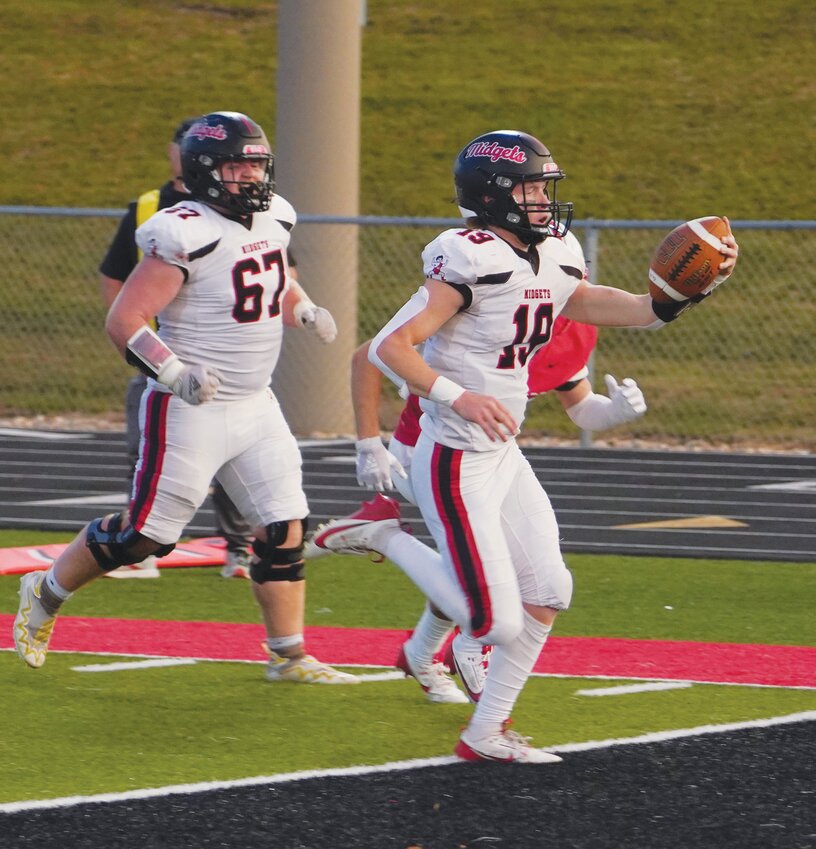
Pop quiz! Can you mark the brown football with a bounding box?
[648,216,730,303]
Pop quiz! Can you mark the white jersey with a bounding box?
[418,227,583,451]
[135,194,296,398]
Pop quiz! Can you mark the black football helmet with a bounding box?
[454,130,573,244]
[181,112,274,214]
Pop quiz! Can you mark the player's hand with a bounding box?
[451,391,518,442]
[604,374,647,423]
[355,436,408,490]
[707,216,739,293]
[299,305,337,343]
[169,364,223,405]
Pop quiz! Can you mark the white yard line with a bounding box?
[576,681,693,696]
[2,710,814,814]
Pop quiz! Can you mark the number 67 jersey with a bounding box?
[419,226,585,451]
[135,194,296,399]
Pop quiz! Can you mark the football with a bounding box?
[648,216,730,303]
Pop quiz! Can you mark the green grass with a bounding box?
[2,554,814,645]
[3,658,815,802]
[2,529,815,803]
[0,0,813,447]
[1,0,812,218]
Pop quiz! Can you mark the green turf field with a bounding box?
[2,531,814,804]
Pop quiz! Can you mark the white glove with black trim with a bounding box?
[295,302,337,344]
[355,436,408,490]
[158,360,223,406]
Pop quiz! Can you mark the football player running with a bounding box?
[312,130,738,762]
[14,112,357,685]
[308,310,647,707]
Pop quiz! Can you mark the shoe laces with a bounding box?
[498,720,531,748]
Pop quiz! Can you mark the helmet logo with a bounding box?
[465,141,527,164]
[189,122,228,141]
[243,144,269,155]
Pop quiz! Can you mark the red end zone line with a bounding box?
[2,615,814,688]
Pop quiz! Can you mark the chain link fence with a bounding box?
[0,207,813,450]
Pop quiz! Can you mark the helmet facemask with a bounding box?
[491,174,573,245]
[195,152,274,214]
[181,112,276,215]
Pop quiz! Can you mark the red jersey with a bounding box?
[392,316,597,448]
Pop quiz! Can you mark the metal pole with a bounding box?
[273,0,362,434]
[581,221,600,448]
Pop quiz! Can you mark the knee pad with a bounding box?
[250,518,308,583]
[85,513,175,571]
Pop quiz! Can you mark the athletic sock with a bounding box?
[267,633,304,660]
[467,611,552,739]
[405,604,454,667]
[40,568,72,614]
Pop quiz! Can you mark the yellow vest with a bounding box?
[135,188,161,261]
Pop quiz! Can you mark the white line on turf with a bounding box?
[68,656,403,682]
[2,710,814,814]
[576,681,693,697]
[72,658,198,672]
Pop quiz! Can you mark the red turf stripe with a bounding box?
[1,615,813,688]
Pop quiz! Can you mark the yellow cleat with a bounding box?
[264,651,359,684]
[14,572,57,669]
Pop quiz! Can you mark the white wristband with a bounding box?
[293,299,316,325]
[428,375,466,407]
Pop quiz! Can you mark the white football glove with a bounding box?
[355,436,408,491]
[160,361,223,405]
[566,375,647,430]
[296,302,337,344]
[604,374,647,423]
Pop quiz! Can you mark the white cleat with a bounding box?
[304,494,403,559]
[220,549,251,579]
[105,554,161,578]
[264,651,360,685]
[396,640,469,704]
[14,572,58,668]
[456,725,562,764]
[446,631,493,703]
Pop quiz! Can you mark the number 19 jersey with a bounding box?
[419,227,583,451]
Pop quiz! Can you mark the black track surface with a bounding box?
[1,429,814,845]
[3,722,815,849]
[0,429,814,562]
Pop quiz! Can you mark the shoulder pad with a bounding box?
[135,201,221,266]
[422,228,512,286]
[268,194,297,231]
[542,230,587,279]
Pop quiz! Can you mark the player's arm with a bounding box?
[555,375,647,430]
[561,281,658,327]
[353,341,384,440]
[106,257,184,353]
[372,279,518,442]
[563,226,739,327]
[107,257,220,406]
[352,341,407,490]
[282,278,337,343]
